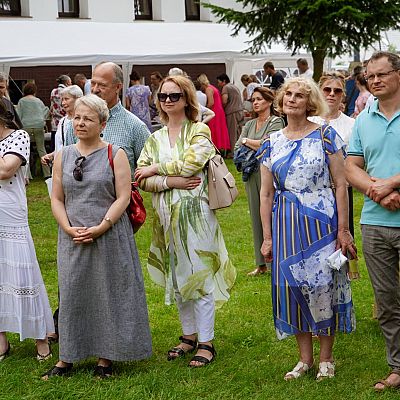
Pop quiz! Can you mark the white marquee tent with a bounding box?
[0,20,308,88]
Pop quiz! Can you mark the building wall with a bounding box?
[5,0,242,22]
[10,65,92,105]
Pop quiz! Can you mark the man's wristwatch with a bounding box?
[242,138,247,145]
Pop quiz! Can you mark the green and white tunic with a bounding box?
[137,121,236,307]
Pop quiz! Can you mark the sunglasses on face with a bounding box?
[322,87,343,95]
[73,156,86,181]
[157,92,184,102]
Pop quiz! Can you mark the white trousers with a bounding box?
[175,292,215,343]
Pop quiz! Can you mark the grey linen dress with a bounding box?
[57,144,152,363]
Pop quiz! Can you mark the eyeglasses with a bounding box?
[73,156,86,181]
[322,87,343,95]
[157,92,184,102]
[366,70,397,82]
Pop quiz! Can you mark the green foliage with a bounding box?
[205,0,400,79]
[1,168,399,399]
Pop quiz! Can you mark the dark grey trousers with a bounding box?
[361,224,400,372]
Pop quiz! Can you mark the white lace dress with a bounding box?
[0,129,54,340]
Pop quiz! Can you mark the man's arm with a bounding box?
[345,155,371,195]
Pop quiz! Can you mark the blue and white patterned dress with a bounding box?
[258,125,355,339]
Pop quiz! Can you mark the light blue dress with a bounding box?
[126,85,152,131]
[258,126,355,339]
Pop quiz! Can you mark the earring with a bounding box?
[100,133,104,138]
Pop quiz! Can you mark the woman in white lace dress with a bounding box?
[0,98,54,362]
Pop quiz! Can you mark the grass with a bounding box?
[0,161,397,399]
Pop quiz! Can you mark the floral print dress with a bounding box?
[137,121,236,307]
[258,125,355,339]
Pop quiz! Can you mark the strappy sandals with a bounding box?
[167,336,198,361]
[374,371,400,392]
[188,343,216,368]
[316,361,335,381]
[36,340,52,362]
[284,361,313,381]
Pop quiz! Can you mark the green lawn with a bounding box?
[0,161,397,400]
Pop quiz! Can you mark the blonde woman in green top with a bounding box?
[135,75,236,368]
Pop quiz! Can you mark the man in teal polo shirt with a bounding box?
[346,51,400,392]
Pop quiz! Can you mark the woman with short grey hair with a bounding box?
[42,94,152,380]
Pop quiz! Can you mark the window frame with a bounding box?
[134,0,152,21]
[58,0,80,18]
[185,0,200,21]
[0,0,21,16]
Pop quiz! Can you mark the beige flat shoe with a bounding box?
[247,267,270,276]
[284,361,313,381]
[316,361,335,381]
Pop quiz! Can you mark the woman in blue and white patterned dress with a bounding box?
[258,78,357,381]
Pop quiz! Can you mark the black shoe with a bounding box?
[41,363,73,380]
[167,336,198,361]
[188,343,216,368]
[93,364,113,379]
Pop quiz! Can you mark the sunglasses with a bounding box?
[157,92,184,102]
[73,156,86,181]
[322,87,343,95]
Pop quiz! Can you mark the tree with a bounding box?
[204,0,400,80]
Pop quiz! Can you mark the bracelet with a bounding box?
[103,217,113,227]
[162,176,169,190]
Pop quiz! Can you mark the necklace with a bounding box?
[284,122,314,139]
[256,114,270,129]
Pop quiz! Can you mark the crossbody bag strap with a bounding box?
[319,124,334,189]
[107,143,114,174]
[61,118,66,146]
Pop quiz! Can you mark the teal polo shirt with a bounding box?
[348,100,400,227]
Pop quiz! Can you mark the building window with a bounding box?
[58,0,79,18]
[185,0,200,21]
[0,0,21,15]
[134,0,152,20]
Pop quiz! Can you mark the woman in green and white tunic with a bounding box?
[135,75,236,368]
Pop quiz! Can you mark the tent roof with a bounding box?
[0,20,291,66]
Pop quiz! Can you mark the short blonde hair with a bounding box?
[318,71,346,94]
[156,76,199,124]
[274,77,328,117]
[74,94,109,124]
[197,73,210,87]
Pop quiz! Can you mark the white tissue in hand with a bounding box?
[326,249,347,271]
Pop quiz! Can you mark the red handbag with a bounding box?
[107,144,146,233]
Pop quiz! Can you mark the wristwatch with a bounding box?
[242,138,247,145]
[104,217,113,227]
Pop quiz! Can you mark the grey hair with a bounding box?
[61,85,83,99]
[74,94,109,124]
[94,62,123,84]
[0,72,8,82]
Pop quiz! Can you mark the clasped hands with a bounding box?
[67,226,102,244]
[366,176,400,211]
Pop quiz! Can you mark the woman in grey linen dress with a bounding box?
[42,94,152,380]
[234,87,285,276]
